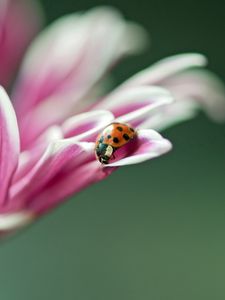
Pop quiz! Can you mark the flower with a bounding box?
[0,4,224,235]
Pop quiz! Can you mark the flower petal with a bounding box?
[0,0,43,87]
[162,69,225,122]
[138,101,199,131]
[62,110,114,141]
[11,125,63,186]
[33,125,63,148]
[0,87,20,207]
[105,129,172,167]
[24,161,113,215]
[9,140,114,216]
[120,53,207,88]
[95,86,173,127]
[0,211,34,232]
[9,139,94,208]
[13,6,148,145]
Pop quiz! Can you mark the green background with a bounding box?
[0,0,225,299]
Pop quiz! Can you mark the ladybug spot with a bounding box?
[107,135,111,139]
[123,133,130,141]
[116,126,123,132]
[113,137,119,143]
[129,127,134,132]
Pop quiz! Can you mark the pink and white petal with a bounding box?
[95,86,173,115]
[12,149,43,184]
[12,126,62,184]
[119,53,207,88]
[13,6,148,119]
[17,94,79,150]
[0,87,20,207]
[0,0,43,88]
[163,69,225,122]
[62,110,114,141]
[33,125,63,148]
[25,161,114,216]
[0,211,35,233]
[105,129,172,167]
[138,101,199,131]
[114,92,174,128]
[9,140,95,207]
[95,86,173,127]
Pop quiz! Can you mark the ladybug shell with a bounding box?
[97,122,136,149]
[95,123,137,165]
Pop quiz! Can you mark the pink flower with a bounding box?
[0,4,224,235]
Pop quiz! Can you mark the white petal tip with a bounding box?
[170,53,208,67]
[0,211,35,231]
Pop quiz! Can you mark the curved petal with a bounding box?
[61,110,114,141]
[105,129,172,167]
[95,86,174,127]
[13,7,148,137]
[0,211,34,232]
[139,101,199,131]
[9,139,94,209]
[120,53,207,88]
[0,0,43,88]
[33,125,63,148]
[12,148,45,184]
[162,69,225,122]
[9,141,115,216]
[11,125,63,185]
[0,87,20,207]
[24,161,114,215]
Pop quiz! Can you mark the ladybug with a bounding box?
[95,122,137,164]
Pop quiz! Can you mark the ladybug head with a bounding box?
[95,144,114,165]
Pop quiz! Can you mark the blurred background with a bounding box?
[0,0,225,299]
